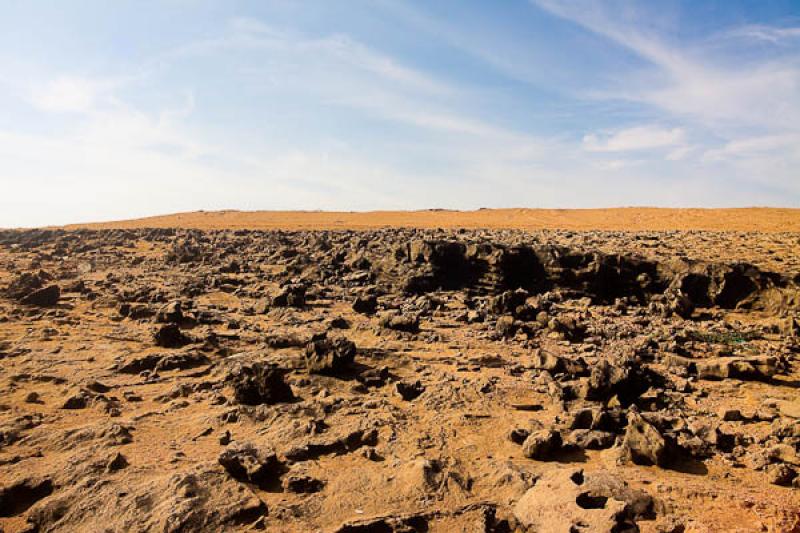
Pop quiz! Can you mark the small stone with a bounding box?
[25,392,41,403]
[107,452,128,472]
[719,408,744,422]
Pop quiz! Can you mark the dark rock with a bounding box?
[156,352,210,372]
[24,392,41,404]
[227,362,295,405]
[20,285,60,307]
[396,380,425,401]
[489,289,529,316]
[106,452,128,472]
[156,301,184,323]
[4,272,46,300]
[218,442,284,489]
[115,354,163,374]
[356,365,389,388]
[532,351,587,376]
[305,334,356,374]
[271,284,306,308]
[154,323,191,348]
[509,428,531,444]
[61,390,92,410]
[352,295,378,315]
[0,477,54,517]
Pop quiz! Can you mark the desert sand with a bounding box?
[63,207,800,232]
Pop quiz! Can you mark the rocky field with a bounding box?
[1,227,800,532]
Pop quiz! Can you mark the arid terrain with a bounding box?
[2,209,800,532]
[63,208,800,233]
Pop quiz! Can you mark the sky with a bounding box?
[1,0,799,227]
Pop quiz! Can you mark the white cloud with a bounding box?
[583,125,685,152]
[725,25,800,44]
[703,133,800,161]
[29,76,108,113]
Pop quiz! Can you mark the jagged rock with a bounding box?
[396,380,425,401]
[565,429,616,450]
[106,452,129,472]
[61,389,93,409]
[227,362,295,405]
[352,295,378,315]
[156,352,210,372]
[20,285,60,307]
[620,412,671,467]
[768,463,797,486]
[271,283,306,308]
[154,323,192,348]
[218,442,283,488]
[357,365,389,388]
[547,315,586,342]
[521,429,562,460]
[4,272,46,300]
[305,334,356,374]
[489,289,529,316]
[156,301,184,323]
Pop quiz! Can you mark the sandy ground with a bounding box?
[61,207,800,232]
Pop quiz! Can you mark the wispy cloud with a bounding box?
[703,133,800,161]
[529,0,800,133]
[583,125,685,152]
[724,25,800,44]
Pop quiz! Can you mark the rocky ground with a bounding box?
[1,227,799,532]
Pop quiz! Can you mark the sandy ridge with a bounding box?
[60,207,800,232]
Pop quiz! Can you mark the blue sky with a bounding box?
[1,0,799,226]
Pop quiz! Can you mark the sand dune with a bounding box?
[62,207,800,232]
